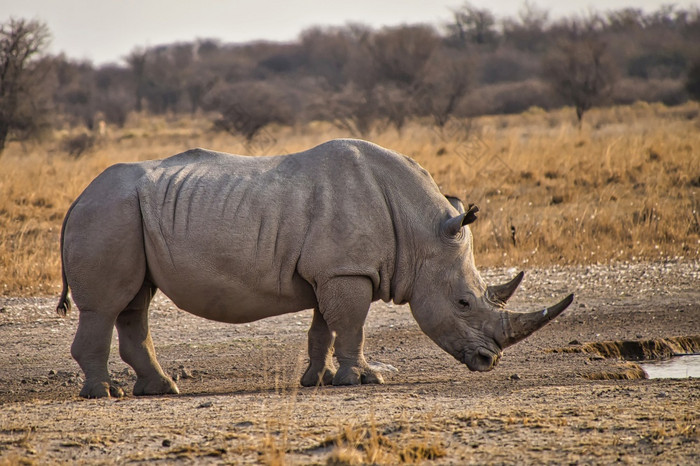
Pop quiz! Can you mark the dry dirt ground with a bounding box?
[1,261,698,464]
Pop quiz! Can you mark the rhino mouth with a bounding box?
[464,347,501,372]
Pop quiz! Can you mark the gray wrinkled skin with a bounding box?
[57,138,572,398]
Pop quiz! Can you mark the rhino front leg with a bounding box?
[301,307,337,386]
[71,310,124,398]
[116,283,179,396]
[317,276,384,386]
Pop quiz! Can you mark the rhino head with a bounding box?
[408,202,574,372]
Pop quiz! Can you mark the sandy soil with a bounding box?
[1,260,698,464]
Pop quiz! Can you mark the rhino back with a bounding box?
[136,141,427,322]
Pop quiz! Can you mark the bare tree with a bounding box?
[126,49,147,112]
[357,25,440,132]
[322,85,378,137]
[447,3,498,48]
[0,18,51,154]
[543,37,617,123]
[367,25,439,87]
[502,1,550,52]
[299,26,352,90]
[204,80,294,143]
[416,48,474,127]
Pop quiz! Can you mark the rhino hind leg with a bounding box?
[64,169,152,398]
[316,276,384,386]
[71,310,124,398]
[115,282,179,396]
[301,307,337,386]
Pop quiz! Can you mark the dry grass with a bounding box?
[321,410,446,465]
[583,362,648,380]
[1,103,698,295]
[581,335,700,361]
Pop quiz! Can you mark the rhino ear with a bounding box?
[442,205,479,237]
[445,195,465,214]
[464,204,479,225]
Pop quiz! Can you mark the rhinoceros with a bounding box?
[56,138,573,398]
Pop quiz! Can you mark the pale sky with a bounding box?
[1,0,697,65]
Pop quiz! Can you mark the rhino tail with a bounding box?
[56,276,71,316]
[56,201,77,317]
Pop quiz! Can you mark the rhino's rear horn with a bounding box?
[500,294,574,347]
[487,271,524,305]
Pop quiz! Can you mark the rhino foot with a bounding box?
[301,364,336,387]
[80,381,125,399]
[133,376,179,396]
[332,365,385,386]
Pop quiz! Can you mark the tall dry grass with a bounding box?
[1,103,698,296]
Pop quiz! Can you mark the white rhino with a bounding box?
[56,139,573,398]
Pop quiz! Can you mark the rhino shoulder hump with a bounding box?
[159,148,231,167]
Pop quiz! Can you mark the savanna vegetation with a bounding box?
[0,3,699,296]
[1,101,698,295]
[1,3,700,148]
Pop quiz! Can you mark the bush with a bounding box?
[460,80,562,116]
[612,78,687,106]
[61,132,97,157]
[204,80,294,142]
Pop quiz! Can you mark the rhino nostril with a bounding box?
[476,349,494,369]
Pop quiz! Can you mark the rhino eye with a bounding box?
[458,299,471,310]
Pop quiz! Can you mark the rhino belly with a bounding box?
[151,262,317,323]
[142,236,317,324]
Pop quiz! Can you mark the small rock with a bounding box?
[509,373,521,380]
[162,439,172,447]
[568,340,581,345]
[60,441,82,448]
[234,421,253,428]
[368,361,398,373]
[48,369,57,376]
[656,392,668,398]
[197,401,213,408]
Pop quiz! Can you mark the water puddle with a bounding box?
[640,354,700,379]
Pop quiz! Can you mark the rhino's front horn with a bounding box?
[499,294,574,347]
[487,271,524,305]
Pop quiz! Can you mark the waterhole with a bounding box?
[640,354,700,379]
[552,335,700,380]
